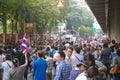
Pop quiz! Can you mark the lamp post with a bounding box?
[56,0,64,42]
[57,0,64,8]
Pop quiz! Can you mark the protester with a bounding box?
[54,51,71,80]
[109,45,118,67]
[65,42,70,49]
[49,46,56,57]
[75,66,98,80]
[111,49,120,80]
[45,47,50,55]
[86,53,107,80]
[44,53,53,80]
[32,52,47,80]
[97,45,102,60]
[13,47,22,62]
[31,49,37,65]
[70,62,87,80]
[101,43,111,77]
[9,53,28,80]
[90,47,99,60]
[0,32,118,80]
[0,49,4,80]
[2,54,13,80]
[110,40,116,52]
[65,47,73,67]
[71,46,84,67]
[0,49,4,67]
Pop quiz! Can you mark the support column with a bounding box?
[109,0,120,42]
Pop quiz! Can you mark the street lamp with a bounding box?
[56,0,64,42]
[56,0,64,8]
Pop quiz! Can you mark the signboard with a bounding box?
[24,23,36,34]
[91,27,96,33]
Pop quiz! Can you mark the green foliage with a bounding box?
[79,25,91,36]
[80,7,94,27]
[0,0,70,34]
[66,6,82,29]
[66,0,94,30]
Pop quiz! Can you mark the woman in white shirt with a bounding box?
[76,66,98,80]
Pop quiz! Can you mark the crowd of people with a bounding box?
[0,37,120,80]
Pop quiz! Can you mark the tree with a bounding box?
[0,0,70,34]
[80,7,94,27]
[79,25,91,37]
[0,0,32,34]
[66,0,94,30]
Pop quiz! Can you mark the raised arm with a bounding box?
[24,53,28,66]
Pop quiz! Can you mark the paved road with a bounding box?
[28,72,33,80]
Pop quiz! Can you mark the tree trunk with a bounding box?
[15,21,18,33]
[14,10,18,33]
[2,13,7,45]
[11,19,14,34]
[20,20,24,33]
[2,13,7,34]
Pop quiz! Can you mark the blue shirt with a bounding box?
[32,53,37,62]
[109,52,117,67]
[54,61,72,80]
[70,68,83,80]
[49,49,56,55]
[32,58,47,80]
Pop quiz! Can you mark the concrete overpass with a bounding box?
[85,0,120,42]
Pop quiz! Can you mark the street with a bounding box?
[28,72,33,80]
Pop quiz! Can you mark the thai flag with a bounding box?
[21,34,28,54]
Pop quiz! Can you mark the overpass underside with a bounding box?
[85,0,120,42]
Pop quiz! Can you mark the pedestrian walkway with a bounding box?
[28,72,33,80]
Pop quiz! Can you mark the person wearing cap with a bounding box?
[75,66,99,80]
[8,53,28,80]
[70,62,87,80]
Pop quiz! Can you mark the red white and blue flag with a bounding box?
[21,34,28,54]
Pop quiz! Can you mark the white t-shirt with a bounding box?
[75,72,87,80]
[2,60,13,80]
[92,51,98,60]
[53,51,59,61]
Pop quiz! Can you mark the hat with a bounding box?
[76,61,88,67]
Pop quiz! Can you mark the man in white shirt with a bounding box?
[65,47,73,68]
[0,49,4,80]
[2,54,13,80]
[0,49,4,67]
[71,46,84,67]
